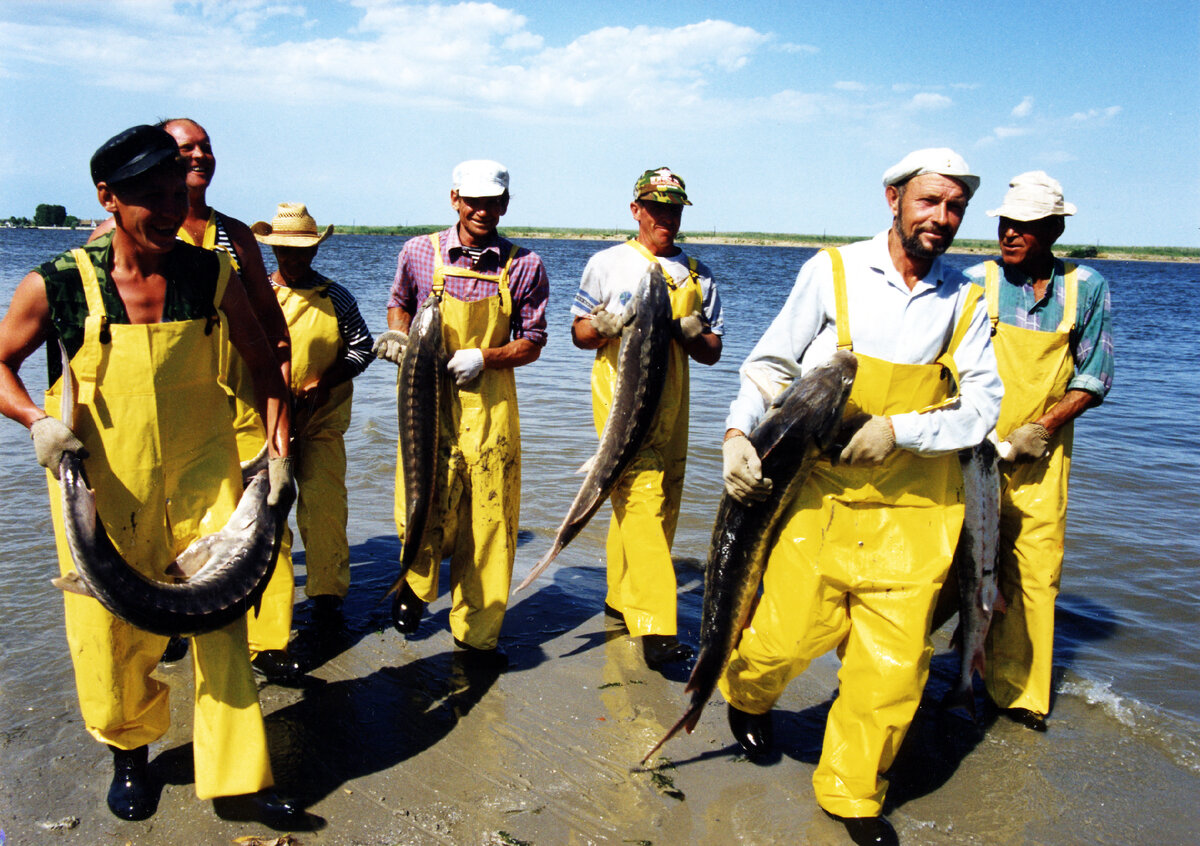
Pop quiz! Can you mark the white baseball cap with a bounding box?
[452,159,509,198]
[882,147,979,199]
[987,170,1076,221]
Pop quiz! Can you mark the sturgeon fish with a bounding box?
[942,437,1003,720]
[643,351,857,763]
[515,263,673,592]
[53,345,285,637]
[386,293,445,599]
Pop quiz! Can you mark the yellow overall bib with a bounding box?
[593,240,702,637]
[393,234,522,650]
[178,213,295,654]
[276,280,354,599]
[719,248,979,817]
[44,248,273,800]
[983,260,1078,717]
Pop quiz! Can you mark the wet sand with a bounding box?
[3,533,1199,846]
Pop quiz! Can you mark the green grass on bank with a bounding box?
[331,225,1200,260]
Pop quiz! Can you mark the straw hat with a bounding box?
[251,203,334,247]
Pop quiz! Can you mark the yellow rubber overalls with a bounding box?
[718,248,980,818]
[392,234,522,650]
[44,248,273,800]
[276,279,353,599]
[178,213,294,653]
[983,260,1078,717]
[593,240,702,637]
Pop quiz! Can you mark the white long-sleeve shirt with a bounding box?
[727,232,1002,456]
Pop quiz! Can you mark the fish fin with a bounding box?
[166,538,217,580]
[52,571,93,597]
[948,620,963,652]
[575,454,597,475]
[58,340,75,430]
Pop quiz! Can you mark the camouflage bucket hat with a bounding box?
[633,167,691,205]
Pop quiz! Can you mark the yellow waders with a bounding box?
[44,249,273,800]
[276,281,353,599]
[393,234,522,650]
[718,249,980,817]
[593,240,701,637]
[179,213,295,653]
[982,261,1078,717]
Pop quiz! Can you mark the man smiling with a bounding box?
[719,149,1001,845]
[376,160,549,666]
[570,167,723,671]
[963,172,1113,733]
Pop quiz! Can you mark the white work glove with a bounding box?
[722,433,773,504]
[589,303,624,339]
[267,456,295,511]
[674,310,705,343]
[1005,422,1049,463]
[447,348,485,386]
[839,415,895,466]
[372,329,408,363]
[31,415,86,470]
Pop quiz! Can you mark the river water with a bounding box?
[1,228,1197,812]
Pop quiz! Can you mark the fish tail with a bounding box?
[514,543,560,593]
[941,683,978,722]
[641,702,702,765]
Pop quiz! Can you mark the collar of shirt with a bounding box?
[446,225,504,269]
[864,230,949,296]
[1002,258,1061,310]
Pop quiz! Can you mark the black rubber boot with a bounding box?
[391,582,426,634]
[106,745,155,821]
[727,703,773,759]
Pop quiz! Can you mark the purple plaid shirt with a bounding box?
[387,226,549,346]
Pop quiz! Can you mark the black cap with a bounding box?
[90,125,180,187]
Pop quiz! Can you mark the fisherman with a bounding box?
[89,117,298,679]
[0,125,316,828]
[962,172,1113,732]
[249,203,374,625]
[570,167,723,670]
[374,160,549,665]
[719,149,1002,846]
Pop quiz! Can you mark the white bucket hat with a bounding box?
[250,203,333,247]
[987,171,1076,221]
[452,160,509,197]
[882,147,979,199]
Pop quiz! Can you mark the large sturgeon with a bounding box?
[942,436,1003,720]
[386,293,445,599]
[515,263,673,592]
[52,345,286,637]
[643,351,857,762]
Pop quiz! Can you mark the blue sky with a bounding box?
[1,0,1196,246]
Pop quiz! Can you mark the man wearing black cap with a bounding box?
[569,167,724,671]
[0,125,316,829]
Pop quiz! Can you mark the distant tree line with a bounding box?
[5,204,81,228]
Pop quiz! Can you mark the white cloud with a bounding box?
[1011,96,1034,118]
[908,92,952,110]
[994,126,1031,138]
[772,41,819,55]
[1070,105,1122,122]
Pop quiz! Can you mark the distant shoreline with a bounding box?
[334,225,1200,263]
[7,224,1196,262]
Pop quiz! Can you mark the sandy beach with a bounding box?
[4,539,1198,846]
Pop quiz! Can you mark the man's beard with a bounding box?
[895,214,950,260]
